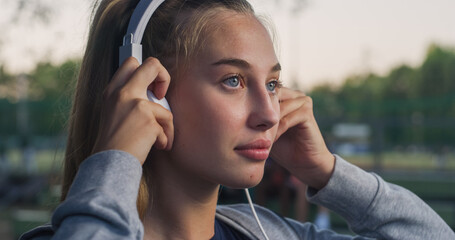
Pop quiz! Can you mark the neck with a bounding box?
[143,152,220,240]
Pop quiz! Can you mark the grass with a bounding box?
[344,151,455,170]
[3,148,64,174]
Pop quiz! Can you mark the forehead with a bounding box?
[200,11,278,67]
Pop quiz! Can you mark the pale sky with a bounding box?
[2,0,455,91]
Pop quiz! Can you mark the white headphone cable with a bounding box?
[244,188,270,240]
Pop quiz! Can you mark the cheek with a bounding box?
[206,96,246,124]
[170,84,246,146]
[194,97,246,148]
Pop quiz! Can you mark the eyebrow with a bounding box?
[211,58,281,73]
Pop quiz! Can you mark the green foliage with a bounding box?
[0,65,13,84]
[28,60,78,100]
[0,59,79,137]
[310,44,455,148]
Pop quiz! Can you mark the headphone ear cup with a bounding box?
[147,90,171,111]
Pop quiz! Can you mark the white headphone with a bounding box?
[119,0,171,111]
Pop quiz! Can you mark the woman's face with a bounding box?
[167,11,281,188]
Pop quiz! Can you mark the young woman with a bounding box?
[21,0,454,239]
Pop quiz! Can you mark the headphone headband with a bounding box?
[119,0,166,65]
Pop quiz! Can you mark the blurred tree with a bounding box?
[381,65,418,145]
[0,66,15,137]
[27,60,79,136]
[0,65,14,97]
[415,45,455,147]
[28,60,78,100]
[311,83,342,119]
[309,44,455,149]
[0,59,78,137]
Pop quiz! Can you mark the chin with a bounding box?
[223,169,264,189]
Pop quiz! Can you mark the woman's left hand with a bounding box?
[270,87,335,190]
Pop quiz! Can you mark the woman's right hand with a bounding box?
[92,57,174,165]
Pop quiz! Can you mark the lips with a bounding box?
[234,139,272,161]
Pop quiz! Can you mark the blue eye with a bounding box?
[266,80,278,92]
[223,75,241,88]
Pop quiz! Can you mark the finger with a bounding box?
[279,95,311,119]
[275,105,312,141]
[105,57,140,98]
[123,57,171,100]
[153,125,168,150]
[148,68,171,100]
[279,87,306,102]
[151,104,174,150]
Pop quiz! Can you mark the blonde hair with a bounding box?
[62,0,259,218]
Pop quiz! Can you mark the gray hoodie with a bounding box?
[20,151,454,239]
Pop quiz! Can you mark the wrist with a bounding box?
[293,152,335,190]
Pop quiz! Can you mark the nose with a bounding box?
[246,88,280,131]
